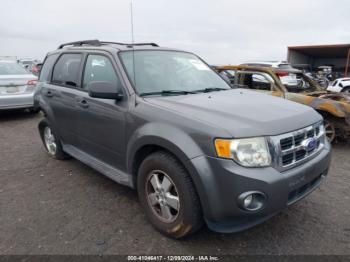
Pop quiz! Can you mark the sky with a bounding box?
[0,0,349,64]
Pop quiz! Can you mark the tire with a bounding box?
[137,151,204,238]
[324,119,336,143]
[29,106,40,114]
[38,119,68,160]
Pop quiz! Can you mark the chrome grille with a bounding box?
[269,122,325,172]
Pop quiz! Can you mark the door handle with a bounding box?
[77,99,89,108]
[44,90,53,97]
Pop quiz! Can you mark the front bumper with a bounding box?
[0,92,35,110]
[189,141,331,233]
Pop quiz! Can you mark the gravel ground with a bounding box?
[0,110,349,255]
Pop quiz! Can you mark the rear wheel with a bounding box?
[137,151,203,238]
[39,119,68,160]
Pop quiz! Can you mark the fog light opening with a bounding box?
[238,191,266,211]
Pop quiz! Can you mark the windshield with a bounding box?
[119,50,230,95]
[0,62,30,75]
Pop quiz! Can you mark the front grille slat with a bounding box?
[294,133,305,146]
[276,122,324,170]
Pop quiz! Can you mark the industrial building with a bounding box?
[287,44,350,77]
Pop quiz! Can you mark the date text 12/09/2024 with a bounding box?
[127,255,219,261]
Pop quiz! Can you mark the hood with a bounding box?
[144,89,322,138]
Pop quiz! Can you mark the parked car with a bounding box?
[240,61,294,69]
[327,78,350,93]
[35,40,331,238]
[18,59,36,70]
[30,62,42,76]
[215,65,350,142]
[0,60,39,112]
[239,61,300,86]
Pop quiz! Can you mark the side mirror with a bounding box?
[88,81,123,100]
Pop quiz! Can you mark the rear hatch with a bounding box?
[0,75,37,95]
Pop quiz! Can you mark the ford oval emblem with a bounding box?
[302,138,317,151]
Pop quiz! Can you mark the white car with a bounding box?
[240,61,294,69]
[0,60,39,111]
[239,61,301,87]
[327,78,350,93]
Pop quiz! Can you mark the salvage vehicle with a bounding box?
[35,40,331,238]
[327,78,350,93]
[216,65,350,143]
[0,60,39,112]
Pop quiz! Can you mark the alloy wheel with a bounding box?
[145,170,180,223]
[44,126,57,155]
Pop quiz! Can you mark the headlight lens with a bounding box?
[215,137,271,167]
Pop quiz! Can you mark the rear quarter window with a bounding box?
[39,54,59,81]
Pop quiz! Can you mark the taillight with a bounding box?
[27,80,38,86]
[276,72,289,77]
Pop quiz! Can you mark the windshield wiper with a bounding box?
[192,87,229,93]
[139,90,195,97]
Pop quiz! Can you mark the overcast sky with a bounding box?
[1,0,349,64]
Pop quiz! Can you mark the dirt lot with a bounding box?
[0,110,349,255]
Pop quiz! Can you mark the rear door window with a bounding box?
[39,54,59,81]
[52,54,83,87]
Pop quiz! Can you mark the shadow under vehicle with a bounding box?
[215,65,350,143]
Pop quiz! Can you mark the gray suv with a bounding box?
[35,40,331,238]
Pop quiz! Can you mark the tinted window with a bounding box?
[82,55,121,90]
[52,54,82,87]
[39,54,59,81]
[0,62,29,75]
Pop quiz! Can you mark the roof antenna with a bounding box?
[130,0,137,90]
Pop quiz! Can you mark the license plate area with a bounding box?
[6,86,20,93]
[0,86,25,94]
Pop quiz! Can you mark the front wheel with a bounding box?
[137,151,203,238]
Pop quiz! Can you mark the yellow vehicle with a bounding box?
[215,65,350,142]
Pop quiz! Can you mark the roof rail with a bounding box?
[58,39,101,49]
[58,40,159,49]
[99,41,159,47]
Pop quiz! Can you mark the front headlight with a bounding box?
[215,137,271,167]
